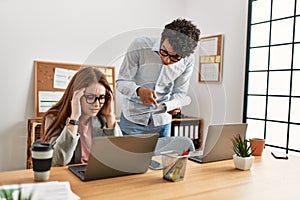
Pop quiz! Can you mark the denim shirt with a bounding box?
[116,36,194,126]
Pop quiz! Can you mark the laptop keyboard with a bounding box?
[78,170,85,175]
[188,150,203,163]
[188,155,203,163]
[69,164,87,177]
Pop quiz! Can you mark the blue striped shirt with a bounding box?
[116,36,194,126]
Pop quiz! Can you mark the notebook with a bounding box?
[68,133,159,181]
[189,123,248,163]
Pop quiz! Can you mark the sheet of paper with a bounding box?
[38,91,64,112]
[200,64,219,81]
[132,96,192,116]
[54,68,77,89]
[163,96,192,111]
[199,37,218,56]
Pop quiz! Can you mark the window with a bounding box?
[244,0,300,154]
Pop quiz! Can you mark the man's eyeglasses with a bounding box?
[159,49,182,62]
[83,94,110,104]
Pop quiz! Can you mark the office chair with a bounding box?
[171,118,202,149]
[149,136,195,170]
[153,136,195,156]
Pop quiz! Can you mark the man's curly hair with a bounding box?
[161,18,201,58]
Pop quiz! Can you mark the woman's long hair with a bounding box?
[41,67,112,142]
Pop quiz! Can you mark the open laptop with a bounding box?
[189,123,248,163]
[68,133,159,181]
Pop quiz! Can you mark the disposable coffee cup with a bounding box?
[31,140,53,181]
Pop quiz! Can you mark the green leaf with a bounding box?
[232,134,253,157]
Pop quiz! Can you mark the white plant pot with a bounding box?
[233,154,254,170]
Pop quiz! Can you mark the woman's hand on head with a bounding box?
[100,91,115,118]
[100,91,116,128]
[70,88,85,120]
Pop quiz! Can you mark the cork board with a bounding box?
[198,34,223,82]
[34,60,115,118]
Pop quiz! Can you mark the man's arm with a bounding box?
[116,38,158,107]
[167,55,194,115]
[116,39,140,98]
[171,55,194,100]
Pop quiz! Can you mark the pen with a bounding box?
[171,149,189,181]
[169,150,189,181]
[164,150,189,181]
[181,149,190,156]
[171,159,183,181]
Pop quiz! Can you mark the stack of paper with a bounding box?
[0,181,79,200]
[133,96,192,116]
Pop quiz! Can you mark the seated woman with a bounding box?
[41,67,122,166]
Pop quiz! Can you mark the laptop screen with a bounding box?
[202,123,248,163]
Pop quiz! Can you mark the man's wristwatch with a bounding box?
[66,117,79,126]
[136,87,141,96]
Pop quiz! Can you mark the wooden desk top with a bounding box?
[1,151,299,200]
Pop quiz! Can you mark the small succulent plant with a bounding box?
[232,134,254,157]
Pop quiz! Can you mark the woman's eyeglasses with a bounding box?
[159,49,182,62]
[83,94,110,104]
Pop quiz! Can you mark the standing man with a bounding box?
[117,18,201,137]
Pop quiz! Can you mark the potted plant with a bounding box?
[232,134,255,170]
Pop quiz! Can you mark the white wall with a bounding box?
[0,0,248,171]
[183,0,248,136]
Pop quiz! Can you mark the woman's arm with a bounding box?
[49,127,80,166]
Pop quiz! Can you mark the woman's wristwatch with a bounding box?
[66,117,79,126]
